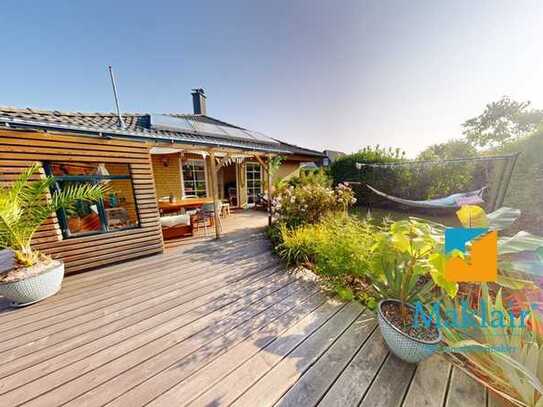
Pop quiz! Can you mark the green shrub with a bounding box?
[495,128,543,235]
[286,168,332,188]
[274,215,379,308]
[329,145,407,206]
[330,143,492,207]
[273,183,355,228]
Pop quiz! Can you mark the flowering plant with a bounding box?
[273,182,355,228]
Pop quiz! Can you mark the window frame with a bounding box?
[44,162,141,239]
[245,162,263,205]
[180,158,209,198]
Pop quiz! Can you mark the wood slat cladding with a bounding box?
[0,129,164,274]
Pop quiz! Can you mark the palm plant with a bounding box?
[0,163,104,268]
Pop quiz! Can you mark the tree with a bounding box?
[462,96,543,149]
[417,139,478,161]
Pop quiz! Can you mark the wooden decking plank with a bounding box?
[55,238,269,295]
[56,235,269,291]
[317,328,389,407]
[444,367,486,407]
[0,265,279,373]
[0,267,283,385]
[3,275,303,406]
[67,287,323,406]
[275,311,377,407]
[144,294,329,407]
[229,301,364,407]
[0,256,272,340]
[402,356,452,407]
[358,353,417,407]
[0,251,276,338]
[1,232,266,307]
[0,241,272,326]
[0,258,280,361]
[187,300,346,407]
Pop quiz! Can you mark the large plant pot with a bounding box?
[377,299,441,364]
[0,261,64,307]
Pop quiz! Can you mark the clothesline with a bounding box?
[354,153,518,169]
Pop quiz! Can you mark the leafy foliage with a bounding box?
[0,163,104,267]
[417,139,478,161]
[368,219,457,322]
[329,145,407,206]
[443,286,543,406]
[495,127,543,235]
[284,167,332,189]
[330,143,487,205]
[272,214,378,307]
[463,96,543,149]
[273,182,355,228]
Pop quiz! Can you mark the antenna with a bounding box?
[108,65,126,129]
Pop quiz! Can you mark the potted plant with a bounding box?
[0,163,103,307]
[369,219,457,363]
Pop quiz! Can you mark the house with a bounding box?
[0,89,324,273]
[321,149,346,167]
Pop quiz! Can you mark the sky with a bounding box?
[1,1,542,157]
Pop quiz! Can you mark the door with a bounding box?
[245,162,262,205]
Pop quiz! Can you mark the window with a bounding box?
[246,162,262,205]
[182,159,208,198]
[45,162,140,238]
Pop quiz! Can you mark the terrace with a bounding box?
[0,211,502,407]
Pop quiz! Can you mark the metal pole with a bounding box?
[108,65,126,129]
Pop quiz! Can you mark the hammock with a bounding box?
[366,184,487,209]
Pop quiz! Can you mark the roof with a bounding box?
[0,106,324,157]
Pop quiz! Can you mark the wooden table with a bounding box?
[159,198,213,214]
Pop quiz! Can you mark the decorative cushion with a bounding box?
[160,214,190,228]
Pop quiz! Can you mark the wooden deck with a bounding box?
[0,211,504,407]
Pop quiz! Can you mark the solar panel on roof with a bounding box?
[187,119,228,136]
[150,114,279,145]
[150,114,195,132]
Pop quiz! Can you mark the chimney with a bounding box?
[191,88,207,115]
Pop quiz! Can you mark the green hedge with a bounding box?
[330,146,491,207]
[495,129,543,234]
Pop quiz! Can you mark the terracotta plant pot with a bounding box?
[0,260,64,307]
[377,299,442,363]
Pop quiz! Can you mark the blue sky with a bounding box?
[1,1,542,156]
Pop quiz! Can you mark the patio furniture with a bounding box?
[159,197,213,215]
[227,187,237,207]
[193,202,222,236]
[221,202,231,217]
[255,193,270,211]
[159,213,194,240]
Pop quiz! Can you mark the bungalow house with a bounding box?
[0,89,324,274]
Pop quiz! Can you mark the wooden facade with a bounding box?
[0,127,322,275]
[0,128,164,274]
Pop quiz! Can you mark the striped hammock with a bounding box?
[365,184,486,209]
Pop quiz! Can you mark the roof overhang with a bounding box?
[0,116,293,155]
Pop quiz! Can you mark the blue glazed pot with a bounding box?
[0,261,64,307]
[377,299,441,364]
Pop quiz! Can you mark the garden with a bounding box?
[268,166,543,406]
